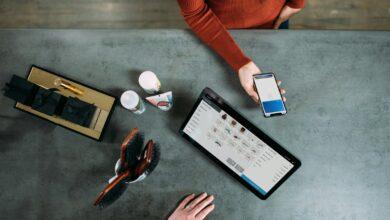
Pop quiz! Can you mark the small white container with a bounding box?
[138,71,161,94]
[120,90,145,114]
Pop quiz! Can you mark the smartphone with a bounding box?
[253,73,287,117]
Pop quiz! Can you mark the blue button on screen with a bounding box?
[262,100,285,113]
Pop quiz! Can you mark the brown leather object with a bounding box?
[135,140,155,177]
[120,127,139,170]
[93,128,159,208]
[93,170,131,208]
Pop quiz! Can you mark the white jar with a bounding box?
[138,71,161,94]
[120,90,145,114]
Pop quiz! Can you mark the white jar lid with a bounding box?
[139,71,158,90]
[120,90,139,110]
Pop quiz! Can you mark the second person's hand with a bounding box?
[168,193,215,220]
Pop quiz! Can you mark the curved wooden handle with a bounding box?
[135,140,155,176]
[119,127,139,169]
[93,170,131,206]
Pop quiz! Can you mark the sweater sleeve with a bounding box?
[287,0,306,9]
[177,0,251,72]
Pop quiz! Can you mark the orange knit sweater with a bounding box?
[177,0,305,72]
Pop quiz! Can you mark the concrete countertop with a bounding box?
[0,29,389,220]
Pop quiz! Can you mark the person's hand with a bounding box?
[168,193,215,220]
[238,61,286,103]
[238,61,262,103]
[273,5,302,29]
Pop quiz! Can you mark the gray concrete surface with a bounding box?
[0,29,389,220]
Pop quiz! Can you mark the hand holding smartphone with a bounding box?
[253,73,287,117]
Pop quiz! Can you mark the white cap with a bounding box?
[120,90,140,110]
[139,71,160,93]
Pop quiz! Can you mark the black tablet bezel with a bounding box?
[179,87,301,200]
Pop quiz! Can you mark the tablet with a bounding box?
[179,88,301,200]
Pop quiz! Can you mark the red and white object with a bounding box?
[145,91,173,111]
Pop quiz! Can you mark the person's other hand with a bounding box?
[273,5,302,29]
[238,61,286,103]
[168,193,215,220]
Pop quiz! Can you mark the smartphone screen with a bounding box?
[253,73,286,117]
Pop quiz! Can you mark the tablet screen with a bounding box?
[183,99,294,195]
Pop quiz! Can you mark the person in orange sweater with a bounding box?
[176,0,305,103]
